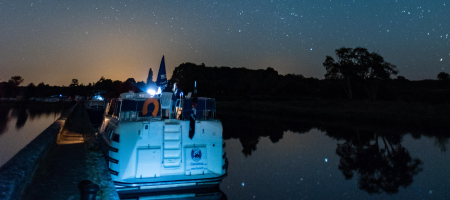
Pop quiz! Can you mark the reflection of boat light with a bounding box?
[98,91,227,193]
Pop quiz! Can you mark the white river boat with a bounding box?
[98,91,228,193]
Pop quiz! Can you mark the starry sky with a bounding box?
[0,0,449,86]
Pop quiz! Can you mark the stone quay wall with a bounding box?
[0,103,77,200]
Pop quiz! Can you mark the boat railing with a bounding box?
[112,97,217,122]
[181,97,216,120]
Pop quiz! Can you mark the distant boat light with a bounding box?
[93,95,103,100]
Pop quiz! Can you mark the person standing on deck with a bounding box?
[171,82,183,118]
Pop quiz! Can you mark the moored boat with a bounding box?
[86,96,106,127]
[98,91,227,193]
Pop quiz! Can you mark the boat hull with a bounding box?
[114,173,227,193]
[118,185,226,199]
[98,117,227,194]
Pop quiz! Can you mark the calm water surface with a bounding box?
[219,113,450,200]
[0,103,71,167]
[6,103,443,200]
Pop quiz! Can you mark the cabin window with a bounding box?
[121,100,137,111]
[112,133,120,143]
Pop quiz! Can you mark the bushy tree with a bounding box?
[171,63,280,97]
[8,76,24,87]
[437,72,449,81]
[70,79,78,87]
[6,76,24,97]
[323,47,398,100]
[323,47,358,99]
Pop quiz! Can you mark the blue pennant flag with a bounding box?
[156,55,168,89]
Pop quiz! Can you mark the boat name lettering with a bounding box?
[190,162,204,166]
[191,167,203,170]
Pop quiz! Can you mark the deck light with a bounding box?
[156,87,162,95]
[147,89,156,96]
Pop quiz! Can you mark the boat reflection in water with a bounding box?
[120,187,227,200]
[98,92,228,195]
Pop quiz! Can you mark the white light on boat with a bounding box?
[147,89,156,96]
[325,158,328,162]
[156,87,162,95]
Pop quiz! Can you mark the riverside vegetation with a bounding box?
[2,47,449,130]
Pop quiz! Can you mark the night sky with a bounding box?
[1,0,449,86]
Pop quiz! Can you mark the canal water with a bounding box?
[0,103,72,167]
[219,113,450,200]
[4,102,447,199]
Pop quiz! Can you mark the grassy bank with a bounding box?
[217,100,450,132]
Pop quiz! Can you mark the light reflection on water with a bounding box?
[219,113,450,200]
[0,103,71,167]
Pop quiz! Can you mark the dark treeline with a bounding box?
[170,62,450,103]
[0,76,144,100]
[168,47,449,103]
[2,66,449,104]
[1,46,449,103]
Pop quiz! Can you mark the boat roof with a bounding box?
[120,92,153,100]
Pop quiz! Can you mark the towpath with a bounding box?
[23,103,119,199]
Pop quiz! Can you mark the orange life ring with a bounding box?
[142,98,159,116]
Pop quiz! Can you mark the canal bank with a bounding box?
[0,102,119,199]
[0,103,75,200]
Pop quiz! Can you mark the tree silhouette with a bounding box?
[8,76,24,87]
[5,76,24,98]
[335,132,422,194]
[358,50,398,99]
[124,78,137,92]
[323,47,398,100]
[170,63,281,98]
[70,79,78,87]
[323,47,358,99]
[437,72,449,81]
[221,112,314,157]
[25,83,36,100]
